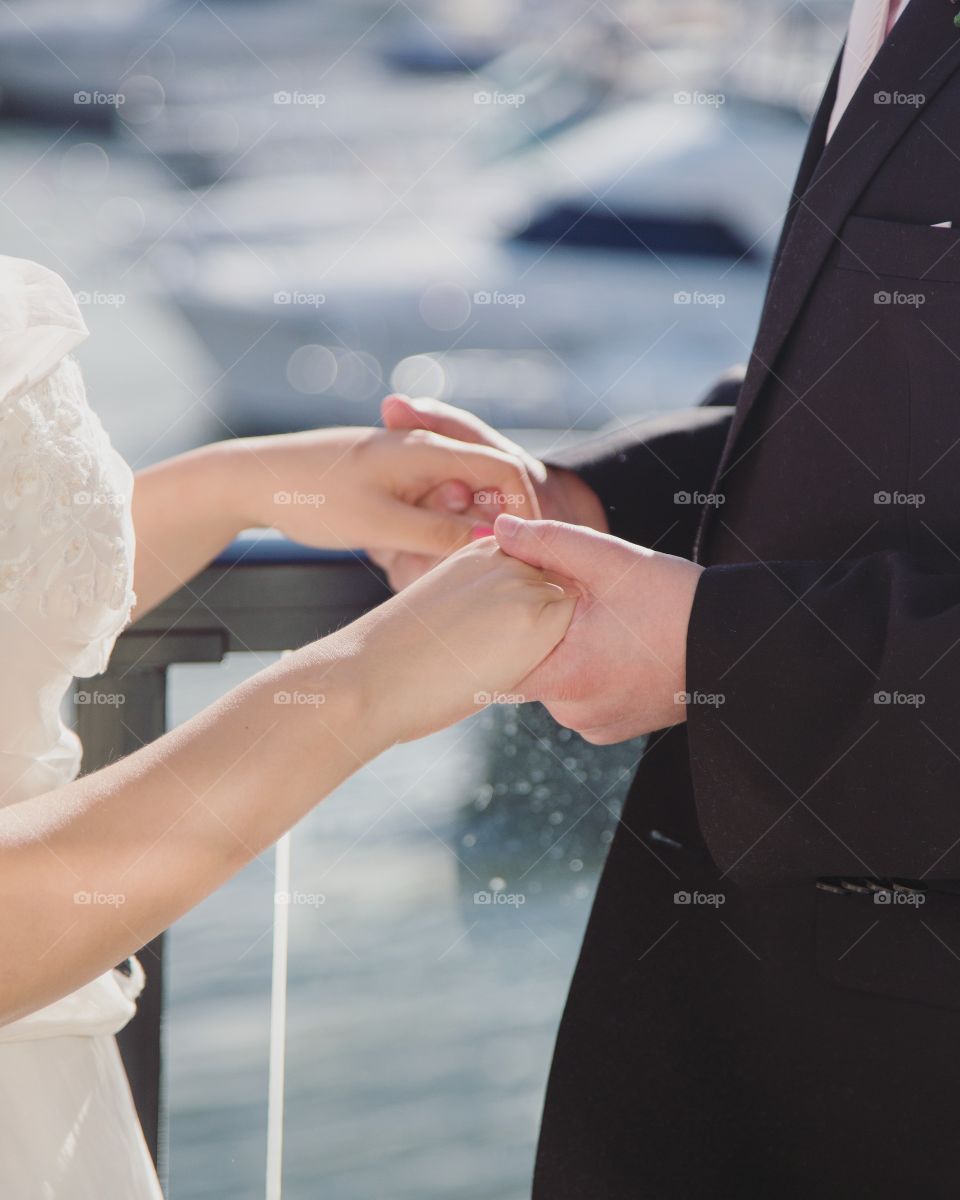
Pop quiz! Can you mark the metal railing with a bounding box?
[72,533,391,1182]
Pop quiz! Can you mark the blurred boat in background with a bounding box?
[0,0,843,438]
[159,94,807,432]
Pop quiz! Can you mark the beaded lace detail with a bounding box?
[0,354,135,666]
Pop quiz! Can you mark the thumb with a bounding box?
[494,515,624,583]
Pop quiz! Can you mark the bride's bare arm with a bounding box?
[0,633,370,1025]
[130,427,539,617]
[0,542,575,1025]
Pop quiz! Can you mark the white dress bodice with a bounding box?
[0,257,162,1198]
[0,352,135,803]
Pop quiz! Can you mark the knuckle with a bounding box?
[403,427,435,449]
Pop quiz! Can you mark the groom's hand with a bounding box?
[493,515,704,743]
[367,395,607,590]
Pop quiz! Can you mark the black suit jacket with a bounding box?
[535,3,960,1196]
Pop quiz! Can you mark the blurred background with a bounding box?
[1,0,848,1196]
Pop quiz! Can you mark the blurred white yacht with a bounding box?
[162,93,808,432]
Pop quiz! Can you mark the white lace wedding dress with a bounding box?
[0,257,163,1198]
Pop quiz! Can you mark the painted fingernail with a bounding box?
[441,483,469,513]
[470,524,495,540]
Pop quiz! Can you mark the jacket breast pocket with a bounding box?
[834,214,960,286]
[816,885,960,1012]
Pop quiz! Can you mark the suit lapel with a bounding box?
[696,0,960,560]
[766,45,844,284]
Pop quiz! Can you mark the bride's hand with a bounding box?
[344,538,577,743]
[221,427,540,557]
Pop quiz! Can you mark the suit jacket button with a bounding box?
[839,879,872,894]
[891,879,926,895]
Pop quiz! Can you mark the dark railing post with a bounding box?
[74,663,169,1175]
[74,632,229,1184]
[71,536,389,1190]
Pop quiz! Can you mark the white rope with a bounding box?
[266,830,291,1200]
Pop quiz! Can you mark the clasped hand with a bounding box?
[208,397,702,744]
[367,396,704,743]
